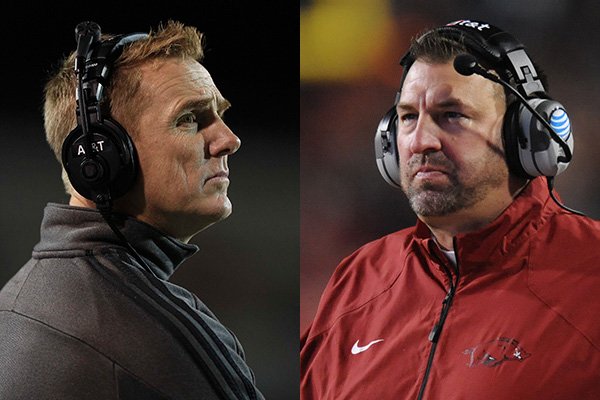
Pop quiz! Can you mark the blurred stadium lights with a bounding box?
[300,0,393,82]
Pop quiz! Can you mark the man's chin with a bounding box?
[406,189,462,217]
[198,198,233,223]
[167,198,233,239]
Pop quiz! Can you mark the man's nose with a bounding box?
[407,115,442,155]
[207,120,241,157]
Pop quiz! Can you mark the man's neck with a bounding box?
[69,194,95,209]
[424,213,495,250]
[69,193,202,244]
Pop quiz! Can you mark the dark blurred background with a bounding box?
[301,0,600,335]
[0,1,298,399]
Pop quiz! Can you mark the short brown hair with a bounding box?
[402,28,510,108]
[44,20,205,195]
[407,27,470,65]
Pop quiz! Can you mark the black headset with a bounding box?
[374,19,574,188]
[61,22,148,210]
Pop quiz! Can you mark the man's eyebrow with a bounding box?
[435,98,468,108]
[217,97,232,114]
[396,98,472,110]
[176,95,232,115]
[396,103,416,111]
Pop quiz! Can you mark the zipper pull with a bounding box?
[443,293,451,304]
[429,323,441,342]
[430,290,454,342]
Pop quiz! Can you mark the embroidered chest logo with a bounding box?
[351,339,384,355]
[464,337,531,368]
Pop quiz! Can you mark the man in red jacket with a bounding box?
[301,19,600,400]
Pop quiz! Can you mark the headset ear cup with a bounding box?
[524,98,573,177]
[375,107,401,188]
[502,101,532,179]
[61,119,138,202]
[506,98,574,178]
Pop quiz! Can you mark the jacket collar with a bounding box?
[33,203,198,280]
[414,177,555,275]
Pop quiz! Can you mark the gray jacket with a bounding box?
[0,203,264,400]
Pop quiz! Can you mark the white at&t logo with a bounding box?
[549,108,571,140]
[76,140,105,156]
[447,20,491,31]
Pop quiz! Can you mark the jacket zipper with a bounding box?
[416,238,460,400]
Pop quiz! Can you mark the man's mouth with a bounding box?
[413,166,448,179]
[204,170,229,184]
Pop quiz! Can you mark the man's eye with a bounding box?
[178,113,197,126]
[444,111,464,120]
[398,113,417,126]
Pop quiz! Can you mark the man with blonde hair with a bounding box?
[0,20,264,400]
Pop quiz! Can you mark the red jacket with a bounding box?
[301,178,600,399]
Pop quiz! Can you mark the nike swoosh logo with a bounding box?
[351,339,384,355]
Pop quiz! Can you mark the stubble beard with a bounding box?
[401,151,506,217]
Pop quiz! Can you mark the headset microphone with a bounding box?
[73,22,103,205]
[453,53,572,164]
[452,53,480,76]
[75,22,101,69]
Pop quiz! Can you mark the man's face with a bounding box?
[122,58,240,241]
[396,59,509,217]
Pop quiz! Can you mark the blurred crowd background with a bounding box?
[301,0,600,335]
[0,2,298,398]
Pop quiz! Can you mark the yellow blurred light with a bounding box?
[301,0,391,82]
